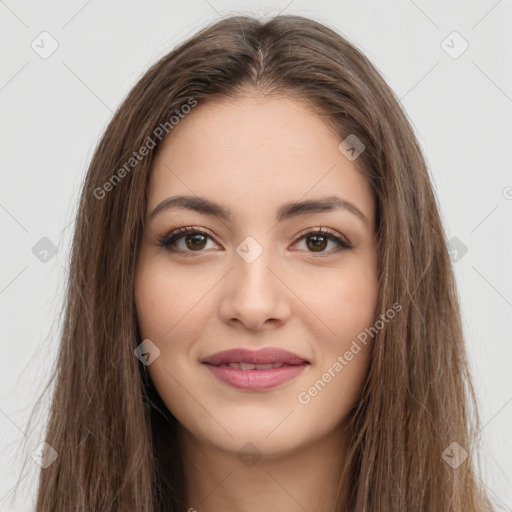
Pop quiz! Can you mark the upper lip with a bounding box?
[202,347,310,366]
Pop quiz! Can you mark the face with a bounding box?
[134,94,378,457]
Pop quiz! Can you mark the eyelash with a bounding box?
[156,225,353,257]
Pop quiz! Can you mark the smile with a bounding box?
[201,347,310,390]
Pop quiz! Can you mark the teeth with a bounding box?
[239,362,256,370]
[221,362,286,370]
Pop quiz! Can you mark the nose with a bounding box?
[218,242,292,332]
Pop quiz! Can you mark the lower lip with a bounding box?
[204,363,308,390]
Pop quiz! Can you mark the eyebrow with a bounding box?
[149,194,369,225]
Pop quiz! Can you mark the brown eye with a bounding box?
[157,227,219,255]
[305,234,329,252]
[294,228,353,256]
[185,233,207,251]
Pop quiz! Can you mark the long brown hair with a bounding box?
[18,14,494,511]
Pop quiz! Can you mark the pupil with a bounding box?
[187,234,206,250]
[308,235,326,252]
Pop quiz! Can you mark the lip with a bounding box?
[202,347,309,366]
[202,347,310,391]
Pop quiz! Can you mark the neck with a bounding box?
[178,422,350,512]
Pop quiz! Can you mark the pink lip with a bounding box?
[202,347,310,391]
[202,347,309,366]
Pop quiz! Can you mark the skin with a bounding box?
[134,93,379,512]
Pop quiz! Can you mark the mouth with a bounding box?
[201,347,310,390]
[201,347,310,366]
[213,362,294,370]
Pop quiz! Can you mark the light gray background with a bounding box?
[1,1,511,510]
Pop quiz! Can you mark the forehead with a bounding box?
[147,95,375,224]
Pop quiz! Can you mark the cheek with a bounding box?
[290,257,378,407]
[293,274,377,429]
[290,256,379,346]
[332,270,379,341]
[134,261,212,420]
[134,259,213,341]
[134,256,223,372]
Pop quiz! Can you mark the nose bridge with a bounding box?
[219,234,290,329]
[233,234,276,300]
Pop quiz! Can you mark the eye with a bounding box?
[156,226,353,257]
[157,226,220,256]
[292,227,353,256]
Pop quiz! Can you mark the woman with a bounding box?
[28,14,494,511]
